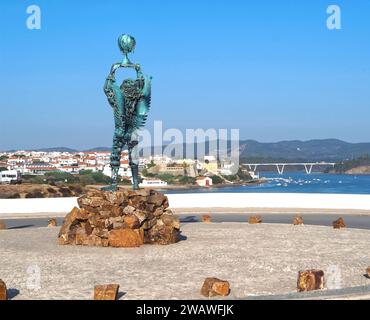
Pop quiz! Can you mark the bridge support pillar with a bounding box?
[247,165,258,171]
[276,165,285,175]
[304,164,314,174]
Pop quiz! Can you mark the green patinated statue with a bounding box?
[103,34,152,190]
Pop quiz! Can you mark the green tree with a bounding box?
[223,174,238,182]
[157,173,176,184]
[79,169,93,175]
[141,168,156,178]
[22,174,45,184]
[89,172,112,184]
[211,175,224,184]
[119,177,132,185]
[78,175,96,185]
[178,176,196,185]
[45,171,79,183]
[77,171,112,185]
[147,160,156,169]
[236,168,252,181]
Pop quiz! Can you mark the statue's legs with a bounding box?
[128,140,140,190]
[104,131,124,191]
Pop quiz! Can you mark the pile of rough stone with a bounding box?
[58,189,180,247]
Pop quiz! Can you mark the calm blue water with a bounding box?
[165,173,370,195]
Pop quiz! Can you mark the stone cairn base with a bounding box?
[0,279,7,300]
[58,189,180,247]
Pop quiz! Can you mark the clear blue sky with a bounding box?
[0,0,369,150]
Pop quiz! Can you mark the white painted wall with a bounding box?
[1,193,370,218]
[168,193,370,210]
[0,197,79,217]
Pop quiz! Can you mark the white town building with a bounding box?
[139,178,167,187]
[195,176,213,187]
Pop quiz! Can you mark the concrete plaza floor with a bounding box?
[1,222,370,299]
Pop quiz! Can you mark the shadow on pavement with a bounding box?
[7,288,20,300]
[8,225,34,230]
[180,216,199,223]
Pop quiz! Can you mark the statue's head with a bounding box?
[118,34,136,55]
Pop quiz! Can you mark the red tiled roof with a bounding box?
[196,176,211,180]
[27,166,55,171]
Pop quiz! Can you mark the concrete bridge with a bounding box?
[242,162,336,174]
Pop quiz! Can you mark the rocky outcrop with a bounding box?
[201,277,230,297]
[58,189,180,247]
[333,217,346,229]
[0,184,86,199]
[249,215,262,224]
[297,270,324,292]
[0,279,7,300]
[94,284,120,300]
[345,166,370,175]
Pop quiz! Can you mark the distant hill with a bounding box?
[239,139,370,161]
[33,147,111,153]
[149,139,370,162]
[83,147,111,152]
[35,147,79,153]
[4,139,370,162]
[3,147,79,153]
